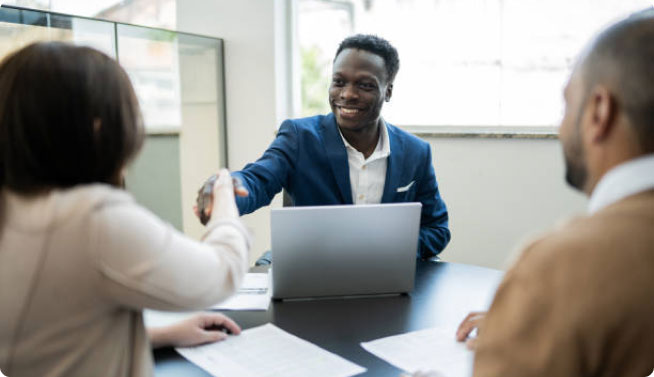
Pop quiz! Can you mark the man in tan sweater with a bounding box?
[450,11,654,377]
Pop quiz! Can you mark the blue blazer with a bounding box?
[233,113,451,257]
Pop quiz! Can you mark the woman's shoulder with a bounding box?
[57,184,136,220]
[2,184,135,232]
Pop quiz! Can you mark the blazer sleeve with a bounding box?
[91,200,250,311]
[415,143,451,258]
[233,120,299,215]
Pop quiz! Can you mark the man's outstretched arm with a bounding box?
[232,120,299,215]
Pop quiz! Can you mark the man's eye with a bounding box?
[332,79,344,86]
[359,82,375,89]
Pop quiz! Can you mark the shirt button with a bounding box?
[358,194,365,200]
[362,165,367,170]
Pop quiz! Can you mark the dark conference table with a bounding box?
[153,260,503,377]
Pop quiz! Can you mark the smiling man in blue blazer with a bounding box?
[231,34,450,259]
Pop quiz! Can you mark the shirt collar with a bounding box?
[338,120,391,160]
[588,153,654,214]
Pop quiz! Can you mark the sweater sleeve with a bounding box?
[472,238,582,377]
[90,200,250,311]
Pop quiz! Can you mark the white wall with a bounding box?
[177,0,282,265]
[177,1,588,270]
[429,137,587,269]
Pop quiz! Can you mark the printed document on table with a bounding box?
[211,273,271,311]
[176,323,366,377]
[361,326,473,377]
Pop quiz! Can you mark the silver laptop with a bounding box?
[270,203,421,299]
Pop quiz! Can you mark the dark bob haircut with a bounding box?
[0,42,144,193]
[334,34,400,83]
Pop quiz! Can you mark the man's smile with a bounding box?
[334,105,365,119]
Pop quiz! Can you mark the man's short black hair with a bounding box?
[582,10,654,152]
[334,34,400,83]
[0,42,144,193]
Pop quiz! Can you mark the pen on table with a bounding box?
[206,324,233,335]
[468,327,478,339]
[400,372,445,377]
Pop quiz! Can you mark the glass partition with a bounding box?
[0,5,227,238]
[0,7,115,57]
[117,25,183,132]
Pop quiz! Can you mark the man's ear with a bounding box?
[586,85,616,143]
[385,83,393,102]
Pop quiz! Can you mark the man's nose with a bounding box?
[340,84,359,100]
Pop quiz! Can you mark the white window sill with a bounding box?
[398,126,558,139]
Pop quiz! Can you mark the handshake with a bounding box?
[194,169,249,225]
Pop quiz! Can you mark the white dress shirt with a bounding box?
[588,153,654,214]
[339,122,391,204]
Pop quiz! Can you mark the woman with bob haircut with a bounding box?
[0,42,249,376]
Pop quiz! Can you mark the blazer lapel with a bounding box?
[319,113,353,204]
[381,123,402,203]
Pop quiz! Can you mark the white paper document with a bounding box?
[211,273,271,311]
[176,323,366,377]
[361,326,473,377]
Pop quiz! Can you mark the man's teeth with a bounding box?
[341,108,358,114]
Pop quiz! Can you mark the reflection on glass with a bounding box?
[2,0,175,29]
[118,25,182,131]
[0,7,115,58]
[115,25,225,135]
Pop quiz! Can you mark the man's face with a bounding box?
[559,67,589,191]
[328,48,392,131]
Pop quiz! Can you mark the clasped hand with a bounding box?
[193,169,248,225]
